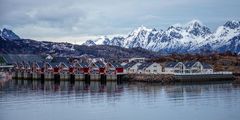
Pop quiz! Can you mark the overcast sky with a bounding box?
[0,0,239,44]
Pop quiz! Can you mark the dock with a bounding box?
[122,72,235,83]
[174,72,235,82]
[12,71,124,82]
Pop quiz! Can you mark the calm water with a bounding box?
[1,80,240,120]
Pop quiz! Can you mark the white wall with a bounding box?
[128,63,142,73]
[164,62,185,73]
[164,68,175,73]
[202,69,213,73]
[144,63,162,74]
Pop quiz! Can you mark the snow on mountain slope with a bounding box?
[83,20,240,53]
[83,40,96,46]
[0,28,20,40]
[200,20,240,53]
[123,25,156,48]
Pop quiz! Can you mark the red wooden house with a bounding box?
[73,62,90,74]
[106,62,124,75]
[90,61,106,74]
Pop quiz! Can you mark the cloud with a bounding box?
[0,0,239,43]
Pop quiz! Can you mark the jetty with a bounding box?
[174,72,235,82]
[122,72,234,84]
[11,61,124,82]
[124,74,174,83]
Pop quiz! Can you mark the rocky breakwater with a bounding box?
[233,72,240,84]
[123,74,175,84]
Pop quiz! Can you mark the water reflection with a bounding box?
[1,80,240,120]
[1,80,240,103]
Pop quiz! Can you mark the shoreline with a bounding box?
[233,76,240,84]
[1,72,239,85]
[122,73,237,84]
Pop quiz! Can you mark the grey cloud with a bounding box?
[0,0,239,42]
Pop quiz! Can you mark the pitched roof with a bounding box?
[109,62,122,68]
[48,62,60,68]
[94,61,105,68]
[79,62,89,68]
[124,61,137,69]
[138,62,153,70]
[36,62,44,68]
[74,62,87,68]
[202,62,212,69]
[64,62,72,67]
[165,62,179,68]
[184,61,198,69]
[48,57,71,68]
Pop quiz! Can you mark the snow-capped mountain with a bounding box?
[0,28,20,40]
[201,21,240,53]
[1,20,239,55]
[83,36,125,46]
[83,20,240,53]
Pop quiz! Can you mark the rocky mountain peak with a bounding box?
[1,28,20,40]
[185,20,211,36]
[224,20,240,29]
[129,25,152,36]
[82,20,239,53]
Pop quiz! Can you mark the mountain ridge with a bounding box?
[0,34,160,59]
[0,28,20,40]
[83,20,240,54]
[0,20,239,57]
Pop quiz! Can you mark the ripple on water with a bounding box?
[1,80,240,120]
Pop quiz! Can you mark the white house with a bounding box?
[164,62,185,73]
[137,62,162,74]
[202,62,213,73]
[184,61,213,73]
[106,62,123,75]
[58,62,70,80]
[124,61,142,74]
[184,61,201,73]
[89,61,106,75]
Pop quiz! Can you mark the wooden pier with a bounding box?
[122,72,235,83]
[174,72,235,82]
[12,71,124,82]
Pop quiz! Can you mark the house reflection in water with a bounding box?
[6,80,124,93]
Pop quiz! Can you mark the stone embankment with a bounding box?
[233,77,240,84]
[122,74,175,84]
[123,72,236,84]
